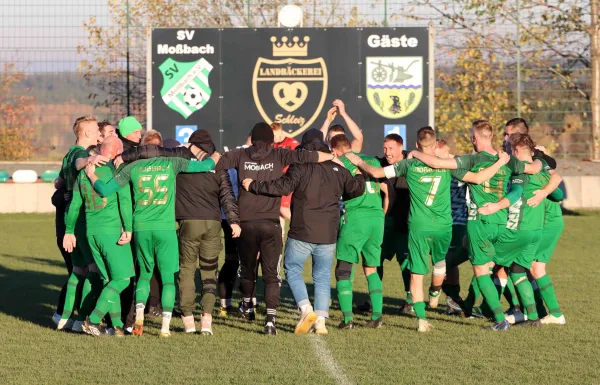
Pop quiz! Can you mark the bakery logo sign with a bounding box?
[252,36,328,138]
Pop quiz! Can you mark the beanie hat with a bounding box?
[251,122,275,145]
[118,116,143,137]
[298,128,329,152]
[163,138,181,149]
[189,129,216,154]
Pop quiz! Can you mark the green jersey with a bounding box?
[340,152,384,216]
[455,152,525,224]
[65,163,133,236]
[385,158,467,231]
[506,160,549,231]
[114,157,195,231]
[534,158,564,229]
[60,145,88,226]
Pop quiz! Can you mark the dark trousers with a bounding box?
[238,220,282,310]
[218,220,239,301]
[55,236,74,315]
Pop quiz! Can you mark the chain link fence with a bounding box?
[0,0,592,161]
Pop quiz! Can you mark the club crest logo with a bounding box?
[159,57,213,119]
[366,56,423,119]
[252,36,328,137]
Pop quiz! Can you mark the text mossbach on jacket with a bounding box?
[244,162,274,171]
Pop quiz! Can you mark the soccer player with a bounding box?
[63,136,134,337]
[215,122,334,335]
[408,121,542,330]
[98,121,117,144]
[347,127,509,332]
[477,133,564,326]
[56,116,109,332]
[85,146,220,337]
[504,117,556,169]
[320,99,363,152]
[242,129,366,335]
[330,134,386,330]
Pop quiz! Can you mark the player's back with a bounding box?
[405,159,453,230]
[340,152,383,216]
[78,163,123,235]
[126,157,179,231]
[507,160,549,231]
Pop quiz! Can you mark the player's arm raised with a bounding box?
[87,163,127,197]
[320,106,337,141]
[334,99,364,153]
[460,152,510,185]
[528,171,564,207]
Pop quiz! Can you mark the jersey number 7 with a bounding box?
[137,174,169,206]
[419,176,441,206]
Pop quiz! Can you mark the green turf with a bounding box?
[1,213,599,385]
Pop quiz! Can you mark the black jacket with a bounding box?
[215,142,319,222]
[378,153,410,233]
[533,149,557,170]
[249,162,365,244]
[120,144,239,224]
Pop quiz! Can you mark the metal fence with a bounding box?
[0,0,592,160]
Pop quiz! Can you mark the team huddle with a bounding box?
[50,99,566,337]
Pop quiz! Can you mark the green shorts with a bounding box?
[535,224,564,263]
[133,230,179,275]
[336,214,384,267]
[381,219,409,268]
[466,220,505,266]
[494,229,542,269]
[447,224,468,269]
[407,228,452,275]
[71,223,94,268]
[88,233,135,281]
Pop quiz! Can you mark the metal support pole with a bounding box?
[384,0,388,27]
[247,0,251,27]
[516,0,521,117]
[126,0,131,116]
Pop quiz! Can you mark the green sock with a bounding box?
[463,275,481,312]
[476,274,505,322]
[413,301,426,320]
[366,273,383,320]
[504,276,520,308]
[510,272,538,321]
[536,275,562,317]
[77,272,103,321]
[89,279,129,325]
[531,279,548,318]
[135,273,152,306]
[336,278,354,323]
[161,273,176,313]
[61,272,85,320]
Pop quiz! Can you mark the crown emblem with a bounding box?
[271,36,310,57]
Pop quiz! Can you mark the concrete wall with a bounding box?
[0,176,598,213]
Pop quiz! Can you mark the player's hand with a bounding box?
[89,155,109,167]
[407,150,415,159]
[118,231,132,245]
[85,163,96,177]
[332,99,346,115]
[478,202,501,216]
[326,106,337,122]
[242,178,254,191]
[63,234,77,253]
[209,151,221,164]
[230,224,242,238]
[527,190,548,208]
[498,151,510,165]
[344,152,362,166]
[113,155,124,168]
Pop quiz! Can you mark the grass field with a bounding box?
[1,213,599,385]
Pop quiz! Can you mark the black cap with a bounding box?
[163,138,180,149]
[189,129,216,154]
[251,122,275,145]
[298,128,329,152]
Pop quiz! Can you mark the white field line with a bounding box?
[310,335,354,385]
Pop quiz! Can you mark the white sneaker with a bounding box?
[71,320,84,333]
[541,314,566,325]
[505,310,527,325]
[181,315,196,333]
[314,318,328,335]
[56,318,74,331]
[294,307,317,335]
[417,319,433,333]
[200,315,213,336]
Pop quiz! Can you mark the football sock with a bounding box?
[476,274,505,322]
[510,272,539,321]
[161,272,176,313]
[336,279,354,323]
[89,279,129,326]
[493,276,507,299]
[463,275,481,313]
[536,275,562,317]
[161,312,172,333]
[135,304,145,322]
[366,273,383,320]
[77,272,103,321]
[530,279,548,318]
[266,308,276,323]
[413,301,426,321]
[61,272,85,320]
[135,271,152,310]
[504,276,520,308]
[402,269,412,303]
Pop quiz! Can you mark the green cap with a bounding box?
[118,116,143,137]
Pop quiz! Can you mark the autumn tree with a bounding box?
[0,64,36,161]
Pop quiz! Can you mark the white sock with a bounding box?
[126,327,133,333]
[220,299,227,307]
[135,303,145,322]
[161,312,172,332]
[499,278,508,287]
[252,297,257,306]
[317,316,325,322]
[300,304,311,314]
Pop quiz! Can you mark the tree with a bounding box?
[0,64,36,161]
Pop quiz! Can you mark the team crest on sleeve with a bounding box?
[159,57,213,119]
[366,56,423,119]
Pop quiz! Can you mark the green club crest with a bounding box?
[159,57,213,119]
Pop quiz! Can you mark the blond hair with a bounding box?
[142,130,163,146]
[417,126,436,148]
[270,122,282,131]
[73,116,97,137]
[472,120,494,140]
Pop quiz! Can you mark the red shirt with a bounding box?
[273,136,300,209]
